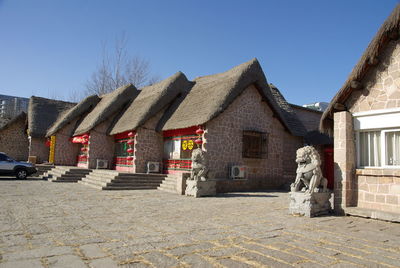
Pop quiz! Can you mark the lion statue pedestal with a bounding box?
[185,180,216,198]
[289,146,332,217]
[185,148,216,198]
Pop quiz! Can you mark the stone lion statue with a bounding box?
[189,148,209,181]
[291,146,327,193]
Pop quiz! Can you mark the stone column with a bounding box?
[333,111,356,214]
[133,127,163,173]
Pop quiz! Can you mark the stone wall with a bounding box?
[205,85,303,192]
[346,41,400,113]
[0,118,28,161]
[291,106,322,132]
[356,169,400,214]
[53,118,80,166]
[334,40,400,216]
[88,118,115,169]
[29,137,49,164]
[134,111,164,173]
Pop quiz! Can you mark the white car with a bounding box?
[0,152,37,179]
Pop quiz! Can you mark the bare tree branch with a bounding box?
[85,35,159,97]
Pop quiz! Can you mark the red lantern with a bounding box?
[83,140,89,145]
[82,134,89,139]
[196,128,204,135]
[81,147,87,152]
[127,148,134,154]
[128,131,134,138]
[127,139,134,145]
[195,139,203,145]
[127,156,134,161]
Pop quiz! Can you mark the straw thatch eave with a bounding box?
[46,95,100,137]
[158,58,306,137]
[0,112,27,131]
[320,4,400,135]
[73,84,139,136]
[109,72,192,135]
[28,96,76,138]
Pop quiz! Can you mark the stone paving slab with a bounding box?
[0,178,399,267]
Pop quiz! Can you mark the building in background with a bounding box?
[302,102,329,112]
[0,112,29,161]
[27,96,76,163]
[0,94,29,119]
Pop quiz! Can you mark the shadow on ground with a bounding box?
[0,176,42,181]
[216,192,279,198]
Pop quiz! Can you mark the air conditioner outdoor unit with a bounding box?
[96,159,108,169]
[147,161,160,173]
[230,165,247,179]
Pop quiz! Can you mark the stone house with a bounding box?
[108,72,192,173]
[45,95,100,165]
[27,96,75,163]
[158,59,307,192]
[71,84,139,169]
[320,5,400,221]
[0,112,29,161]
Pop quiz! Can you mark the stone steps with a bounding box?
[103,185,160,190]
[158,175,178,194]
[31,164,54,177]
[78,179,105,189]
[79,170,166,190]
[42,166,92,183]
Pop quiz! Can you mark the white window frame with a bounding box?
[353,108,400,169]
[356,128,400,169]
[381,129,400,168]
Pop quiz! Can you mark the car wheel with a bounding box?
[16,169,27,179]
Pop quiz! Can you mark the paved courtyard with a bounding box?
[0,178,399,268]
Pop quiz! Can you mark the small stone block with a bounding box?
[185,180,216,197]
[289,192,332,217]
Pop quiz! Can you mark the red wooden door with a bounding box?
[324,146,334,190]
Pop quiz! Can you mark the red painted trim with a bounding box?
[114,130,135,140]
[114,157,134,166]
[169,135,198,140]
[163,159,192,170]
[163,126,199,137]
[164,169,190,174]
[115,166,134,172]
[77,163,88,168]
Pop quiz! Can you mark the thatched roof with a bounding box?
[0,118,10,129]
[28,96,76,138]
[0,112,27,131]
[159,59,306,137]
[320,4,400,134]
[46,95,100,137]
[109,72,192,135]
[304,130,333,145]
[269,84,307,137]
[74,84,138,136]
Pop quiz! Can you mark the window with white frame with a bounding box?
[384,130,400,166]
[357,129,400,167]
[357,129,400,168]
[358,131,381,167]
[354,108,400,168]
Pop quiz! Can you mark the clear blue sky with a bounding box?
[0,0,398,105]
